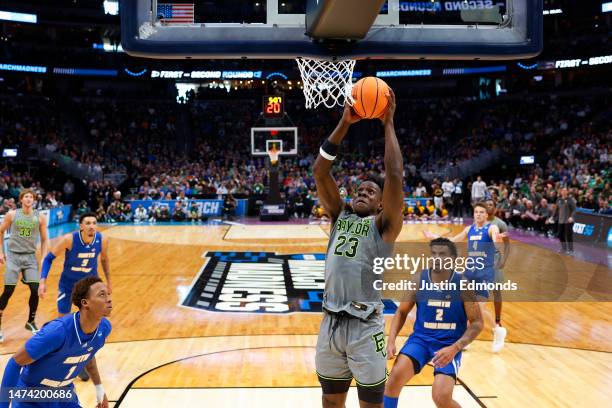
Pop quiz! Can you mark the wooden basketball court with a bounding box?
[1,223,610,407]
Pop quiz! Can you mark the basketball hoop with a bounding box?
[296,58,356,109]
[268,147,280,165]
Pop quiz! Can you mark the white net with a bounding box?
[296,58,356,109]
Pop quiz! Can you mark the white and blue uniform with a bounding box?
[14,313,111,408]
[464,223,495,298]
[400,270,466,378]
[58,232,102,314]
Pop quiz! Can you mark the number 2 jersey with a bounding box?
[412,269,467,345]
[19,313,111,388]
[61,231,102,284]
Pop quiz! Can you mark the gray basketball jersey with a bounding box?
[323,210,393,320]
[8,209,40,254]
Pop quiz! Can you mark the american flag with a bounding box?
[157,3,194,24]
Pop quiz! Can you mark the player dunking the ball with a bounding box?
[314,90,404,408]
[384,238,483,408]
[0,189,50,342]
[0,276,112,408]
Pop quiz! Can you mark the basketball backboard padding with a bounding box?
[121,0,543,60]
[305,0,387,40]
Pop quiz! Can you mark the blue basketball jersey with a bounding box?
[413,270,467,345]
[61,231,102,282]
[467,223,495,269]
[20,313,111,388]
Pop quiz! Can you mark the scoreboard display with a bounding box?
[263,95,284,118]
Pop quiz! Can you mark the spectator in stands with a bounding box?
[148,204,160,223]
[223,194,237,221]
[451,178,463,218]
[554,187,576,254]
[535,199,554,235]
[432,183,444,210]
[158,205,171,222]
[471,176,487,203]
[188,203,203,222]
[520,200,538,231]
[75,201,91,221]
[134,204,148,223]
[172,202,187,222]
[415,182,427,197]
[122,203,132,222]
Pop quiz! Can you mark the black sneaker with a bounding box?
[77,370,90,381]
[25,321,39,334]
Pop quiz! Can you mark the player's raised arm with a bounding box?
[0,211,15,264]
[312,104,361,223]
[39,234,73,299]
[100,236,112,295]
[376,89,404,244]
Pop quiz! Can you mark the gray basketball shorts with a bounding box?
[315,311,387,387]
[5,252,39,285]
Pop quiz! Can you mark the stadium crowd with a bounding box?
[0,89,610,232]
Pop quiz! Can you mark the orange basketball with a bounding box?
[351,77,390,119]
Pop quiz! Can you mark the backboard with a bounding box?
[251,127,298,156]
[121,0,543,60]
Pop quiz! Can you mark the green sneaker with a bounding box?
[25,321,39,334]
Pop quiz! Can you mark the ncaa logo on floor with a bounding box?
[181,252,397,314]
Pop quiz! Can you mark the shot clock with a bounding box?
[262,95,284,118]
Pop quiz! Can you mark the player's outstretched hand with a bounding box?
[106,281,113,296]
[0,253,5,264]
[341,104,361,125]
[386,341,397,360]
[38,281,46,299]
[380,88,396,126]
[96,394,109,408]
[431,344,460,369]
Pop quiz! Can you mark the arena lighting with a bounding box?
[0,63,46,73]
[376,69,432,77]
[602,2,612,13]
[92,43,124,52]
[442,65,506,75]
[53,68,118,76]
[103,0,119,15]
[124,68,147,77]
[517,62,538,70]
[266,72,288,80]
[0,10,37,24]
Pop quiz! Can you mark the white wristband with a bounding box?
[95,384,105,403]
[319,147,336,161]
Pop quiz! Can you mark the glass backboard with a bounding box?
[121,0,543,60]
